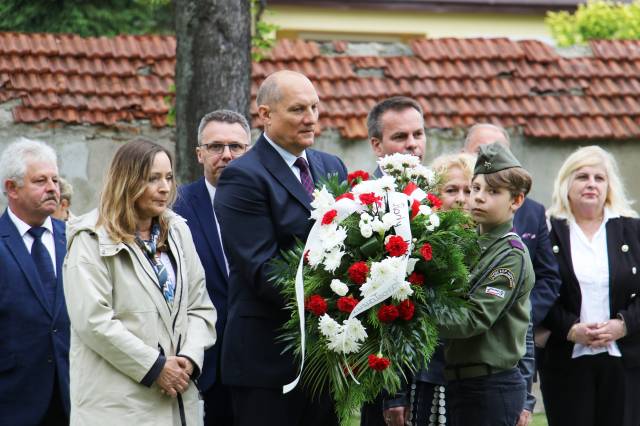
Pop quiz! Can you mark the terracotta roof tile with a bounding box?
[3,32,640,138]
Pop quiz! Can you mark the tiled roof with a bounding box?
[2,32,640,140]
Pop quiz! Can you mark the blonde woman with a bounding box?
[63,139,217,426]
[540,146,640,426]
[432,153,475,211]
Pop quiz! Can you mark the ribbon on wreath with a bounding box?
[283,189,415,394]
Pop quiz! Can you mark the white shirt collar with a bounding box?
[264,132,308,167]
[7,207,53,236]
[204,178,216,206]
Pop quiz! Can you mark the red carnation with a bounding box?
[368,354,391,371]
[348,261,369,285]
[427,193,443,210]
[410,199,421,220]
[397,299,415,321]
[359,192,382,206]
[322,209,338,225]
[348,170,370,186]
[408,272,425,286]
[385,236,409,257]
[336,192,355,201]
[305,295,328,316]
[337,296,359,313]
[420,243,433,261]
[377,304,399,323]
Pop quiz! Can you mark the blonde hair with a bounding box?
[431,152,475,191]
[548,145,637,220]
[58,177,73,202]
[97,139,176,245]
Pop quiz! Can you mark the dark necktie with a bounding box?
[294,157,315,197]
[28,227,56,307]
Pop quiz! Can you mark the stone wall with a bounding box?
[2,103,640,216]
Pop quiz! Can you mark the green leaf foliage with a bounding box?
[546,0,640,47]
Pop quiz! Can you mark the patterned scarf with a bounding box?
[136,222,175,304]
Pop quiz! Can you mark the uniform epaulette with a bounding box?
[509,239,525,251]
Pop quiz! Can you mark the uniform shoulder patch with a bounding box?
[509,239,525,251]
[489,267,516,288]
[485,286,506,298]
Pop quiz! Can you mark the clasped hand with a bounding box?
[156,356,193,397]
[568,319,626,348]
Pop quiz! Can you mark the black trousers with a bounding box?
[230,385,338,426]
[447,368,524,426]
[539,352,629,426]
[202,380,233,426]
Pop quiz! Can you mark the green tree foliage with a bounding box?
[546,0,640,46]
[0,0,174,36]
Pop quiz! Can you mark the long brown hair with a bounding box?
[97,139,176,245]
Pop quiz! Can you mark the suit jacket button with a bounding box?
[47,357,53,363]
[622,244,629,252]
[52,328,58,333]
[552,245,559,253]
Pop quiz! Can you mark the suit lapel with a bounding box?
[0,211,53,317]
[52,219,66,320]
[306,149,326,185]
[256,135,312,211]
[606,219,622,310]
[190,179,228,280]
[551,217,580,288]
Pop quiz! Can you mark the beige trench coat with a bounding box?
[63,209,217,426]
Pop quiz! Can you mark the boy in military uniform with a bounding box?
[439,143,535,426]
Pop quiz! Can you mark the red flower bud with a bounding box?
[377,304,399,323]
[368,354,391,371]
[385,235,409,257]
[348,261,369,285]
[348,170,370,186]
[397,299,415,321]
[336,192,355,201]
[420,243,433,261]
[427,193,443,210]
[336,296,359,313]
[407,272,425,286]
[321,209,338,225]
[304,294,328,316]
[359,192,382,206]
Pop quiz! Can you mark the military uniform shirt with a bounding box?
[440,219,535,375]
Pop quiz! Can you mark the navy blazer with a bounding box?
[541,216,640,369]
[514,198,562,326]
[173,178,228,391]
[215,134,348,388]
[0,210,70,424]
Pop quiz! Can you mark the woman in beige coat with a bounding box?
[63,139,217,426]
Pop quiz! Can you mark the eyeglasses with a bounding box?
[199,142,248,156]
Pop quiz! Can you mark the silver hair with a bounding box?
[197,109,251,146]
[0,137,58,197]
[464,123,511,149]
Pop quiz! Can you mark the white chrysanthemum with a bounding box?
[310,186,336,220]
[369,256,404,284]
[410,164,435,183]
[306,248,324,268]
[323,248,345,272]
[429,213,441,228]
[320,225,347,251]
[343,317,368,341]
[406,257,419,274]
[370,218,387,233]
[327,331,362,354]
[382,212,398,230]
[330,279,349,296]
[378,153,420,173]
[359,276,382,298]
[318,314,341,338]
[377,175,397,192]
[418,205,432,216]
[392,281,414,302]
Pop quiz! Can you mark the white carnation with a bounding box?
[382,212,398,230]
[371,218,386,233]
[330,279,349,296]
[418,205,432,216]
[360,224,373,238]
[306,248,324,268]
[429,213,441,228]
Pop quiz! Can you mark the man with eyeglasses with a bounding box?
[173,109,250,426]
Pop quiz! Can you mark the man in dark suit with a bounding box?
[173,109,251,426]
[0,138,70,425]
[464,124,562,426]
[215,70,348,426]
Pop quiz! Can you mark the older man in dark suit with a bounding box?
[215,70,348,426]
[0,138,70,425]
[173,109,250,426]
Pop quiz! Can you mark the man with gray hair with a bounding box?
[0,138,70,425]
[463,124,562,426]
[173,109,251,426]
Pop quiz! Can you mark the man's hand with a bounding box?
[587,319,626,348]
[516,409,532,426]
[383,406,409,426]
[567,322,599,345]
[156,356,190,397]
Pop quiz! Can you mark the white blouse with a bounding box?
[569,209,621,358]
